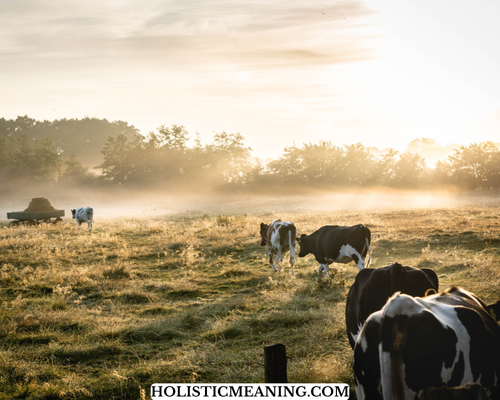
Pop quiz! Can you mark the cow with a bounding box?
[353,287,500,400]
[260,220,297,276]
[71,207,94,232]
[345,262,439,349]
[297,224,371,278]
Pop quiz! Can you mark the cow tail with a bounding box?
[365,237,371,268]
[380,316,406,400]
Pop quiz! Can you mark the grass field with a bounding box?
[1,196,500,399]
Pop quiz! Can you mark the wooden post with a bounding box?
[264,343,287,383]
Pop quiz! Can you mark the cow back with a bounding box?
[298,225,345,259]
[346,262,439,349]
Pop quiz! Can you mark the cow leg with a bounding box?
[88,220,92,232]
[289,251,295,277]
[268,249,276,272]
[276,247,283,273]
[77,221,81,231]
[324,264,330,278]
[318,263,329,278]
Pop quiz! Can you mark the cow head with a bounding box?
[297,234,309,257]
[259,223,269,246]
[71,209,76,219]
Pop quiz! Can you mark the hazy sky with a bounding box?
[2,0,500,159]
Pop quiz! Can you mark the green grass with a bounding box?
[1,202,500,399]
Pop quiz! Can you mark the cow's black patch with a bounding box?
[448,351,465,387]
[399,310,458,392]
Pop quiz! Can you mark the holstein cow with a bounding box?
[297,224,371,278]
[353,287,500,400]
[260,220,297,276]
[345,262,439,349]
[71,207,94,232]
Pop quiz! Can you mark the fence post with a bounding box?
[264,343,287,383]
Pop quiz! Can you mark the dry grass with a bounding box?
[1,200,500,399]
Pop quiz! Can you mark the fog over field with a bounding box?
[2,188,498,226]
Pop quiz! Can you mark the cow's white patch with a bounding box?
[355,380,366,400]
[351,322,363,344]
[337,244,365,270]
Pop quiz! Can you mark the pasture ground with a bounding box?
[1,198,500,399]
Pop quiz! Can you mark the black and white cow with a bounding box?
[345,262,438,349]
[353,287,500,400]
[71,207,94,232]
[297,224,371,277]
[260,220,297,276]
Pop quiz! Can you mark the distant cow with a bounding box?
[353,287,500,400]
[345,262,439,349]
[260,220,297,276]
[297,224,371,277]
[71,207,94,232]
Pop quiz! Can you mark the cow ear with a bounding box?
[260,222,265,229]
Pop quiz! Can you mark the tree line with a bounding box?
[1,116,500,192]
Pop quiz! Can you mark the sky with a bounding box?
[2,0,500,160]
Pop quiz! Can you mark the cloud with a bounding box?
[0,0,377,68]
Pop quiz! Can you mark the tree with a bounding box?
[147,124,189,151]
[447,142,500,190]
[372,148,398,186]
[98,134,137,185]
[0,116,140,167]
[61,153,95,185]
[204,131,252,184]
[391,152,428,188]
[266,144,304,182]
[342,143,375,186]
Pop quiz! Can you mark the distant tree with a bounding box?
[447,142,500,190]
[147,124,190,151]
[33,138,62,181]
[60,153,95,185]
[342,143,375,185]
[391,152,428,188]
[0,116,139,167]
[266,144,304,182]
[431,160,454,187]
[98,134,138,185]
[300,141,343,184]
[372,148,398,186]
[204,131,252,184]
[0,134,61,182]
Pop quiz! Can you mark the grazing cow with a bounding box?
[297,224,371,277]
[260,220,297,276]
[353,287,500,400]
[71,207,94,232]
[345,262,439,349]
